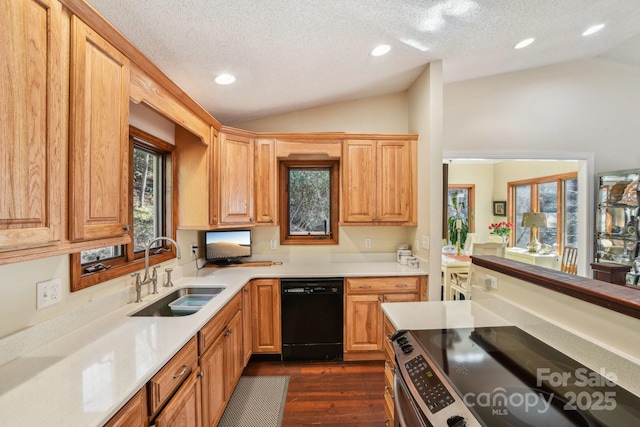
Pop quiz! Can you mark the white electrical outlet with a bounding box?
[486,274,498,289]
[36,278,62,309]
[191,243,198,258]
[422,235,430,249]
[270,239,277,250]
[365,238,372,249]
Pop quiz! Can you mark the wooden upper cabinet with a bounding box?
[219,132,254,225]
[69,16,130,242]
[254,139,277,225]
[0,0,66,251]
[342,139,416,225]
[342,140,377,222]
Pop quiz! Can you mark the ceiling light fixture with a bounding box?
[370,44,391,57]
[514,38,535,49]
[214,73,236,85]
[582,24,605,36]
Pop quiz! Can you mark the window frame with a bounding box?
[507,172,577,251]
[70,126,177,292]
[447,184,476,236]
[278,159,339,245]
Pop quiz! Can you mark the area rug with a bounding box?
[219,376,289,427]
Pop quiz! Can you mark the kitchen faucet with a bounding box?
[131,237,182,301]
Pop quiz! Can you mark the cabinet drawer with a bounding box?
[105,388,147,427]
[346,276,419,294]
[148,337,197,416]
[199,292,242,355]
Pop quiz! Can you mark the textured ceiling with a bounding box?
[85,0,640,125]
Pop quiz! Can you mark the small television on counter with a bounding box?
[205,229,252,265]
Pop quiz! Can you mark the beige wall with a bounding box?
[237,92,409,134]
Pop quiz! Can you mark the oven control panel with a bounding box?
[405,354,455,413]
[392,330,482,427]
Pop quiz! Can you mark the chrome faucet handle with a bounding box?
[130,272,143,303]
[151,265,160,294]
[164,267,174,287]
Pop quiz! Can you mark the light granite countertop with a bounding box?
[0,258,425,427]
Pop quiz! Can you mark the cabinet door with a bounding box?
[104,388,148,427]
[0,0,65,251]
[219,133,254,224]
[345,294,382,352]
[251,279,282,353]
[224,310,244,398]
[376,140,413,223]
[254,139,277,225]
[69,16,130,241]
[154,371,202,427]
[342,140,377,222]
[242,284,253,366]
[200,333,226,427]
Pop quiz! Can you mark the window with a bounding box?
[279,160,339,245]
[71,127,175,291]
[509,173,577,252]
[446,185,475,242]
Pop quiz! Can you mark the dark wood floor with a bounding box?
[243,360,386,427]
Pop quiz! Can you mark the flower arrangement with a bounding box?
[489,221,513,238]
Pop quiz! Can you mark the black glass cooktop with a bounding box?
[410,327,640,426]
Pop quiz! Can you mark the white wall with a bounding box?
[444,58,640,173]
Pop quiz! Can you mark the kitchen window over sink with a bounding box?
[70,127,176,291]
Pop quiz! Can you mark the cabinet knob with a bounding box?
[122,225,131,232]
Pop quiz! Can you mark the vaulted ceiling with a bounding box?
[86,0,640,125]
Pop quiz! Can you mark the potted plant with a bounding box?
[488,221,514,245]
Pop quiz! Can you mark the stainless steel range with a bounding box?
[392,326,640,426]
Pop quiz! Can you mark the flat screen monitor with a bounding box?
[205,229,252,265]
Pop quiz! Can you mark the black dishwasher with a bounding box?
[281,278,344,361]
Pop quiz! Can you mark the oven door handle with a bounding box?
[393,373,411,427]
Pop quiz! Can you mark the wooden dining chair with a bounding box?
[561,246,578,274]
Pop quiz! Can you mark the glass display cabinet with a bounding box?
[595,169,639,281]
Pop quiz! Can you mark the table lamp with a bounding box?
[521,212,548,253]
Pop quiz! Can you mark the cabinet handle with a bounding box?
[225,328,232,337]
[384,296,389,301]
[378,296,383,302]
[122,225,131,232]
[384,385,395,399]
[385,420,391,427]
[386,334,393,343]
[385,360,396,373]
[396,284,408,288]
[173,364,188,379]
[358,285,371,289]
[198,371,204,378]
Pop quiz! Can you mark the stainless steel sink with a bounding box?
[129,287,225,317]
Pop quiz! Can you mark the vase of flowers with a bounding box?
[489,221,513,245]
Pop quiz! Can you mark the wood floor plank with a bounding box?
[243,360,387,426]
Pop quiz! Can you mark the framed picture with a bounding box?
[493,201,506,216]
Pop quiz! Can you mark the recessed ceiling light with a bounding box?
[370,44,391,57]
[582,24,605,36]
[214,73,236,85]
[514,38,535,49]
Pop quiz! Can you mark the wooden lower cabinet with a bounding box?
[344,277,421,361]
[251,279,281,354]
[242,284,253,365]
[154,371,202,427]
[383,315,397,427]
[200,301,244,427]
[104,388,148,427]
